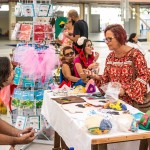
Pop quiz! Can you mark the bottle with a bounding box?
[69,147,74,150]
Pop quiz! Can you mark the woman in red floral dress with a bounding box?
[85,24,148,104]
[84,24,149,150]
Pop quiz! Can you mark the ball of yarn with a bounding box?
[100,119,112,130]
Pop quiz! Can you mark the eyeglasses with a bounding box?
[65,51,74,57]
[104,37,115,43]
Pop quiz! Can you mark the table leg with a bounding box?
[61,138,69,150]
[139,139,148,150]
[92,145,98,150]
[98,144,107,150]
[52,131,61,150]
[92,144,107,150]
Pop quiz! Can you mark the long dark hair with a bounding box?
[79,39,94,68]
[127,33,136,43]
[0,57,11,88]
[82,39,92,54]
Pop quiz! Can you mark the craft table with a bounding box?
[41,90,150,150]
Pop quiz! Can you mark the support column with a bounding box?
[135,5,140,36]
[9,2,16,40]
[87,4,92,33]
[79,3,85,20]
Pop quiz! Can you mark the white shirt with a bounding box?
[126,41,145,55]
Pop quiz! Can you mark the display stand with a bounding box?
[11,0,58,149]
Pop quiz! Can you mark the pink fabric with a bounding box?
[13,45,59,82]
[74,56,93,78]
[0,85,10,106]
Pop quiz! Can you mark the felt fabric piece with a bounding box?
[74,79,85,87]
[59,80,71,88]
[52,96,85,104]
[139,117,150,131]
[86,84,96,93]
[139,110,150,130]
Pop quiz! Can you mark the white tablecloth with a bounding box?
[41,91,149,150]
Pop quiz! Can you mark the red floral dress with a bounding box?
[95,48,149,104]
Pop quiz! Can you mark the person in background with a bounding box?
[0,57,35,150]
[83,24,149,150]
[74,38,99,83]
[126,33,145,55]
[64,9,88,54]
[56,20,74,47]
[61,46,83,86]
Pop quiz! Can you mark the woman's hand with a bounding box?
[119,87,125,96]
[82,69,99,80]
[16,130,35,145]
[64,32,69,37]
[16,127,33,137]
[88,62,99,70]
[94,52,99,62]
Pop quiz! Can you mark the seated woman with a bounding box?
[0,57,35,150]
[83,24,149,150]
[61,46,84,87]
[74,38,99,83]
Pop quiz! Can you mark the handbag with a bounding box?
[131,49,150,113]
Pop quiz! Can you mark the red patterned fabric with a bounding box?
[95,48,149,104]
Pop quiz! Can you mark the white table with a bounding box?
[41,90,150,150]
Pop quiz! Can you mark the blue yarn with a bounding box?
[74,79,85,87]
[121,104,127,110]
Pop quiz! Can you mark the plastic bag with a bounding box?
[100,82,121,102]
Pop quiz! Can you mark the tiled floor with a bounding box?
[0,33,150,150]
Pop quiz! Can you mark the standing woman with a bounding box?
[83,24,149,150]
[0,57,35,150]
[74,38,99,83]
